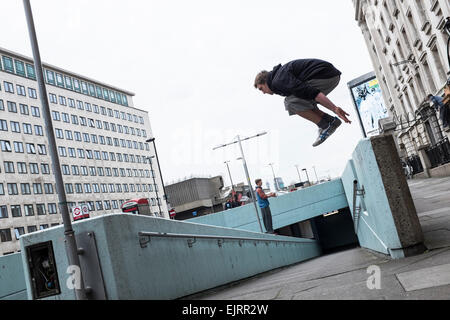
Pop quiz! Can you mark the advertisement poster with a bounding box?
[349,74,388,137]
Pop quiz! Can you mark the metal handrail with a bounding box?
[138,231,314,248]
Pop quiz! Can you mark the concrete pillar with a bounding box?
[369,135,425,257]
[417,147,432,178]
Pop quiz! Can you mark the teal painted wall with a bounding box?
[191,178,349,232]
[19,214,322,300]
[0,136,422,300]
[341,138,402,256]
[0,253,27,300]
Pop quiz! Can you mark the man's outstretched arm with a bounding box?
[315,92,352,123]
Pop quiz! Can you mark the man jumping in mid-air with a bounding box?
[254,58,351,147]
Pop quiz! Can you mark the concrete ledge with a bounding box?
[429,162,450,178]
[19,214,322,300]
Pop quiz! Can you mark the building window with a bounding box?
[37,144,47,155]
[26,63,36,79]
[23,123,32,134]
[95,201,103,210]
[11,121,20,133]
[0,119,8,131]
[84,184,92,193]
[4,161,15,173]
[20,104,29,115]
[26,143,36,154]
[52,110,60,121]
[1,140,12,152]
[0,205,8,219]
[75,183,83,194]
[27,226,37,233]
[65,183,74,194]
[30,163,40,174]
[49,93,57,104]
[2,56,14,73]
[31,106,40,117]
[21,183,31,194]
[7,101,17,113]
[24,204,34,216]
[44,183,54,194]
[45,70,55,84]
[16,84,26,96]
[28,87,37,99]
[0,229,12,242]
[4,81,14,93]
[41,163,50,174]
[34,125,44,136]
[7,183,18,195]
[36,204,46,215]
[71,165,79,175]
[62,113,70,123]
[62,165,70,175]
[33,183,43,195]
[11,205,22,217]
[18,163,28,174]
[48,203,57,215]
[55,128,64,139]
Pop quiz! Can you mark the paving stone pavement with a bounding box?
[186,177,450,300]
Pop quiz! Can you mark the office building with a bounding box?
[0,47,168,255]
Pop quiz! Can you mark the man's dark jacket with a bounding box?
[266,59,341,101]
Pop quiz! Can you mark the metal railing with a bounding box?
[352,180,365,232]
[425,138,450,168]
[138,231,313,248]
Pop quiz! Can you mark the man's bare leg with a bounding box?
[296,108,325,125]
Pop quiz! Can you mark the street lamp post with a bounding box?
[147,156,162,216]
[224,160,235,192]
[213,132,266,233]
[313,166,319,184]
[302,168,310,184]
[23,0,87,300]
[268,163,278,191]
[294,165,302,182]
[146,138,167,216]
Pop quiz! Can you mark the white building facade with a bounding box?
[0,47,168,255]
[353,0,450,176]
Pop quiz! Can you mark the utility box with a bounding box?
[25,241,61,299]
[121,198,151,216]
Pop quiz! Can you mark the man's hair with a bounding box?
[254,71,269,88]
[427,94,433,99]
[255,178,262,185]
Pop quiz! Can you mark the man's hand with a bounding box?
[334,106,351,124]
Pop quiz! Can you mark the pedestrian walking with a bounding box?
[255,178,277,234]
[254,58,351,147]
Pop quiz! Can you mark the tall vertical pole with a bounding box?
[22,0,87,300]
[237,135,263,233]
[303,169,310,183]
[268,163,278,191]
[147,138,168,216]
[148,156,161,216]
[313,166,319,183]
[224,161,235,192]
[295,165,302,182]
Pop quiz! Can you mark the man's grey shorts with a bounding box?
[284,75,341,116]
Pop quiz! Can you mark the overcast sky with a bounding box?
[1,0,374,190]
